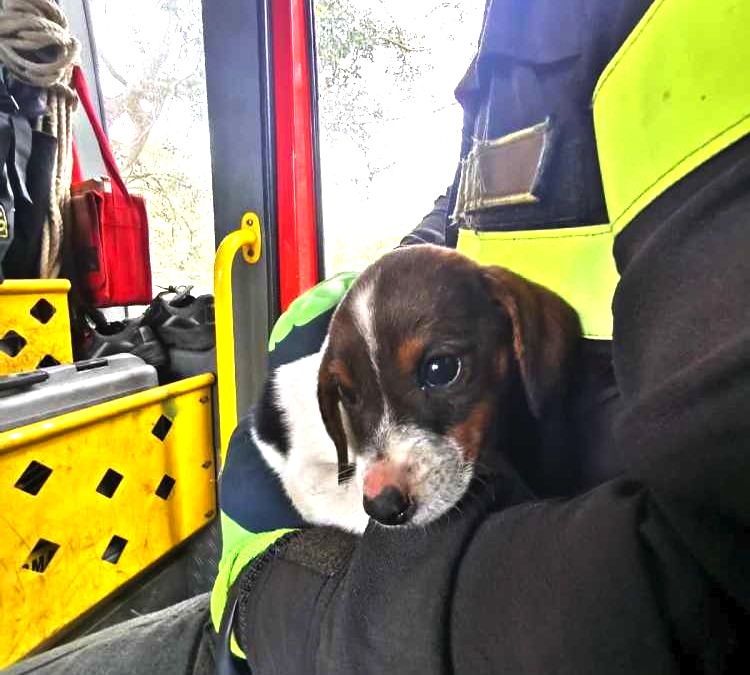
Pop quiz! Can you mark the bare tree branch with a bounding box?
[99,52,129,87]
[377,36,424,53]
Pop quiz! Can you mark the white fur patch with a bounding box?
[348,273,401,449]
[350,279,379,378]
[251,348,369,534]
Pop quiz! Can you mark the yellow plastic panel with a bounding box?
[0,280,73,374]
[0,374,216,667]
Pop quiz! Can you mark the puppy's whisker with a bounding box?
[469,473,490,488]
[468,459,493,475]
[448,503,466,524]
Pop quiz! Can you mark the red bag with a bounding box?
[70,66,152,307]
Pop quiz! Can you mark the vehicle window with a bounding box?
[88,0,214,295]
[314,0,485,274]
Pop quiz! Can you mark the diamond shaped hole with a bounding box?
[37,354,61,368]
[22,538,60,573]
[151,415,173,441]
[102,535,128,565]
[14,460,53,496]
[30,299,56,324]
[96,469,124,498]
[0,330,27,358]
[155,474,176,500]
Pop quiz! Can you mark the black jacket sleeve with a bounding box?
[398,189,456,249]
[233,135,750,675]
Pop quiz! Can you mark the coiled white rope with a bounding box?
[0,0,80,277]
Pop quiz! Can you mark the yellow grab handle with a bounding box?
[214,212,263,463]
[240,211,262,264]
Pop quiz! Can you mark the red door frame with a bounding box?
[270,0,321,311]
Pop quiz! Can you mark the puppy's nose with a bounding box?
[363,487,414,526]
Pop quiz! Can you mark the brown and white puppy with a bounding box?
[253,244,581,532]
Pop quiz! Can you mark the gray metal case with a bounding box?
[0,354,158,432]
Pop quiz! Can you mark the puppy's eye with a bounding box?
[418,355,461,389]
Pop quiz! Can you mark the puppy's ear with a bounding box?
[317,350,354,484]
[482,266,581,417]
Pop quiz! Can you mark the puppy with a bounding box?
[253,244,581,533]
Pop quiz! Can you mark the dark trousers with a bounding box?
[3,595,214,675]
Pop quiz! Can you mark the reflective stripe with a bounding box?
[457,225,617,340]
[594,0,750,233]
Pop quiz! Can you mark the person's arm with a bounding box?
[228,139,750,674]
[398,188,456,249]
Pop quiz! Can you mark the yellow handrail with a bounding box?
[213,212,262,464]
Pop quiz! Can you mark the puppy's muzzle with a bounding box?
[363,487,415,526]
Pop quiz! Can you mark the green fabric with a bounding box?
[268,271,358,351]
[210,511,295,653]
[457,225,618,340]
[593,0,750,233]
